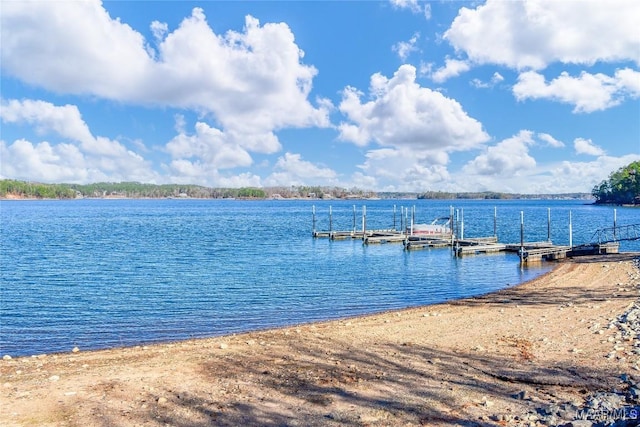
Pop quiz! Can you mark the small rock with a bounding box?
[72,347,80,353]
[157,397,168,405]
[2,355,11,360]
[219,343,229,349]
[512,390,528,400]
[49,375,60,382]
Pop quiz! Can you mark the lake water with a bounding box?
[1,198,639,357]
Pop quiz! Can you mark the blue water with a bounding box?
[1,198,639,356]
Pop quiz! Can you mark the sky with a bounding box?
[1,0,639,194]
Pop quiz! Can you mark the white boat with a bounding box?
[407,216,452,236]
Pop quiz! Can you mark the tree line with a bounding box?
[0,180,267,199]
[592,161,640,205]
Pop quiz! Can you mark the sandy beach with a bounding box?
[1,254,639,426]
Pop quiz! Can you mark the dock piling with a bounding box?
[312,205,316,236]
[520,211,525,265]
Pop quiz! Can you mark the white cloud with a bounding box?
[471,72,505,89]
[355,148,451,192]
[1,2,331,155]
[513,69,640,113]
[392,33,420,62]
[165,122,254,170]
[164,159,262,187]
[431,58,471,83]
[463,130,537,176]
[1,99,94,144]
[263,153,338,187]
[0,99,156,183]
[574,138,606,156]
[390,0,431,19]
[338,65,489,153]
[445,0,640,70]
[537,133,564,148]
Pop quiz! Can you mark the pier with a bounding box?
[312,205,639,265]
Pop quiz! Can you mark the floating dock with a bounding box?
[311,205,637,265]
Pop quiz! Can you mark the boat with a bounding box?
[407,216,452,237]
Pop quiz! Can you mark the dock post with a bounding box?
[451,205,455,249]
[329,206,333,239]
[312,205,316,236]
[352,205,356,233]
[362,205,367,238]
[460,208,464,240]
[614,209,617,240]
[404,207,409,235]
[569,210,573,248]
[393,205,397,231]
[493,206,497,238]
[520,211,525,265]
[410,206,415,236]
[547,207,551,242]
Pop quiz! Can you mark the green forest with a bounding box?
[0,180,267,199]
[591,161,640,205]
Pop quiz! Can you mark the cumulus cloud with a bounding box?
[463,130,537,176]
[431,58,471,83]
[355,148,451,192]
[537,133,564,148]
[549,155,640,191]
[574,138,606,156]
[263,153,338,187]
[392,33,420,62]
[513,69,640,113]
[0,99,155,183]
[390,0,431,19]
[1,2,331,155]
[165,122,254,170]
[338,64,489,152]
[445,0,640,70]
[471,72,505,89]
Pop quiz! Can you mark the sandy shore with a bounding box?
[1,254,639,426]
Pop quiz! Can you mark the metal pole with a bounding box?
[460,208,464,240]
[405,207,408,234]
[520,211,524,265]
[494,206,497,238]
[362,205,366,237]
[547,207,551,242]
[329,205,333,237]
[614,208,617,240]
[451,205,455,247]
[312,205,316,236]
[352,205,356,233]
[393,205,397,230]
[569,210,573,248]
[411,206,415,236]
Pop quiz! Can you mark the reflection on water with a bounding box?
[1,198,638,356]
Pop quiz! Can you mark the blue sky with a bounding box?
[1,0,639,193]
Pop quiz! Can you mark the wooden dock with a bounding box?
[311,205,634,265]
[363,231,407,244]
[404,236,451,250]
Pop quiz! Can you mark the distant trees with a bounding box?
[0,180,77,199]
[592,161,640,205]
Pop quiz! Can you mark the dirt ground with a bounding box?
[1,254,639,426]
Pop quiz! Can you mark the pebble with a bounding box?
[2,355,11,360]
[219,343,229,349]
